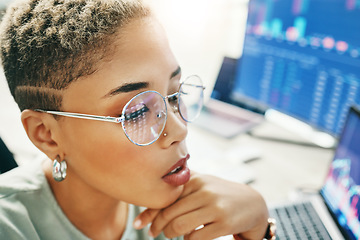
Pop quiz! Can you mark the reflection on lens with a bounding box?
[124,104,149,120]
[122,91,167,146]
[120,77,203,145]
[178,75,204,122]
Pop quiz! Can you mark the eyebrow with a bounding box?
[104,66,181,98]
[170,66,181,79]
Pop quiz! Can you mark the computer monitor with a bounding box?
[211,56,267,115]
[194,57,264,138]
[231,0,360,137]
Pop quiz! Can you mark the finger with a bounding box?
[133,208,161,229]
[185,222,229,240]
[161,206,215,239]
[178,172,203,199]
[149,189,207,237]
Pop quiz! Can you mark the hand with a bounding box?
[133,173,269,240]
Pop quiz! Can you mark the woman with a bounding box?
[0,0,271,239]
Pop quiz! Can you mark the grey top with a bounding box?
[0,158,182,240]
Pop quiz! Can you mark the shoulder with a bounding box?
[0,157,45,199]
[0,158,46,239]
[0,158,90,239]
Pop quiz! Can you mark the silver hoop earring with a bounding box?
[53,157,67,182]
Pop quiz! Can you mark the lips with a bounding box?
[162,154,191,186]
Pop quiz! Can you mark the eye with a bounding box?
[180,89,190,96]
[124,104,149,121]
[168,93,179,104]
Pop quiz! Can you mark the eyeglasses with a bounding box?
[35,75,205,146]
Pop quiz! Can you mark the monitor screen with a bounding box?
[232,0,360,136]
[211,56,267,115]
[211,57,238,104]
[321,106,360,240]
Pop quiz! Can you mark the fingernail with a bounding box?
[133,219,142,229]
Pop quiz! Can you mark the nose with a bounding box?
[159,110,187,148]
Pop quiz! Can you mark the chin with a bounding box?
[146,186,184,209]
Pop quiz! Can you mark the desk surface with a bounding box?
[187,121,334,204]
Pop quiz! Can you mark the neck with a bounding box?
[43,160,128,240]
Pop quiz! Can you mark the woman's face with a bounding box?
[57,16,190,208]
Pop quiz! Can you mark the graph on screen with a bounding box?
[232,0,360,136]
[322,158,360,239]
[320,106,360,239]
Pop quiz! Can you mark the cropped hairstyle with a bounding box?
[0,0,149,111]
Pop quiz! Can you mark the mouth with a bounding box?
[162,154,191,186]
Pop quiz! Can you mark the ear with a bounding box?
[21,110,63,160]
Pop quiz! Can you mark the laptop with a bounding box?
[194,57,264,138]
[269,105,360,240]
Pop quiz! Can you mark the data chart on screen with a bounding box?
[233,0,360,136]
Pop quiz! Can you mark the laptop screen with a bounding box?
[320,106,360,240]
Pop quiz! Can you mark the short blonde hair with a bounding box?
[0,0,149,111]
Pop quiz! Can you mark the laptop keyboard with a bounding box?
[269,202,332,240]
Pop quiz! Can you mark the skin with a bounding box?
[134,174,269,240]
[21,16,269,240]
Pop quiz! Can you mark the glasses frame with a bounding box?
[35,75,205,146]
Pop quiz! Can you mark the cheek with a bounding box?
[62,121,143,176]
[59,121,183,207]
[62,120,125,154]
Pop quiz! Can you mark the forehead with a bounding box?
[62,16,179,112]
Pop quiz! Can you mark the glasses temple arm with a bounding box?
[35,109,124,123]
[181,83,206,90]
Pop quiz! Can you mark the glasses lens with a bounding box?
[178,75,204,122]
[122,91,167,146]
